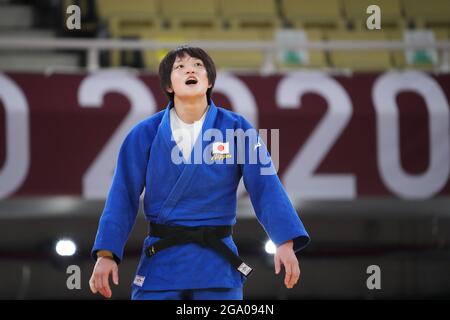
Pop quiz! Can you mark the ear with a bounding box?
[166,86,174,93]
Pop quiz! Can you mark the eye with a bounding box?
[174,64,184,69]
[195,62,203,67]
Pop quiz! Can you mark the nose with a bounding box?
[185,65,196,74]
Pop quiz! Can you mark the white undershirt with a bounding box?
[170,105,209,162]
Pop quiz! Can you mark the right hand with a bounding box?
[89,257,119,298]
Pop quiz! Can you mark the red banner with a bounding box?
[1,70,449,199]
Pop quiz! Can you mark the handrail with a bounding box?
[0,37,449,72]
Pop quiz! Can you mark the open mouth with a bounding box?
[185,78,198,85]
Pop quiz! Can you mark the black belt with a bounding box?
[145,222,253,277]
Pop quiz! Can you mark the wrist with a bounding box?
[282,240,293,247]
[97,250,114,259]
[278,240,294,250]
[98,256,115,263]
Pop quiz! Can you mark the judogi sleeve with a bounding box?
[239,117,310,253]
[91,122,152,262]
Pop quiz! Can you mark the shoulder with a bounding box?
[124,109,165,144]
[130,109,165,133]
[215,106,254,130]
[134,109,165,131]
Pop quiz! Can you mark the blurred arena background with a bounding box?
[0,0,450,300]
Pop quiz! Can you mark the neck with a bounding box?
[173,96,209,124]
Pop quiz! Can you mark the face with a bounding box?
[166,54,211,101]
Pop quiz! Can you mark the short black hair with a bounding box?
[158,45,216,103]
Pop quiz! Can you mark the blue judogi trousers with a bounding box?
[131,287,243,300]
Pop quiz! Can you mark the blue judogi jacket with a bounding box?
[91,100,310,291]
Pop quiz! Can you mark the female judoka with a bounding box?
[89,46,310,300]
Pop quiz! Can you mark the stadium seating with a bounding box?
[403,0,450,29]
[88,0,450,71]
[0,3,33,28]
[140,29,269,71]
[275,29,328,69]
[219,0,281,31]
[327,30,393,71]
[96,0,161,38]
[96,0,161,68]
[0,1,80,71]
[281,0,346,31]
[2,0,448,72]
[160,0,221,30]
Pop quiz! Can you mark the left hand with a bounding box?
[274,240,300,289]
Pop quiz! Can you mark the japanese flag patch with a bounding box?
[212,142,229,154]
